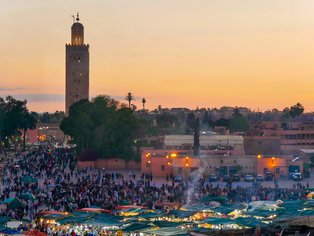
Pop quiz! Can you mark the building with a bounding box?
[65,13,89,115]
[246,121,314,155]
[25,124,65,143]
[163,134,244,156]
[256,155,303,178]
[140,150,255,178]
[141,150,303,178]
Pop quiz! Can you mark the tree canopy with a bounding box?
[228,109,249,132]
[284,103,305,119]
[0,96,37,151]
[60,95,142,160]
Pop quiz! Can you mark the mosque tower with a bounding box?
[65,13,89,115]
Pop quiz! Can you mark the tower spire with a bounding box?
[76,12,80,22]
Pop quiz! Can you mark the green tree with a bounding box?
[215,118,230,128]
[289,103,304,118]
[228,109,249,132]
[156,112,179,129]
[0,96,37,153]
[186,112,196,134]
[39,111,65,124]
[60,95,142,160]
[21,112,37,151]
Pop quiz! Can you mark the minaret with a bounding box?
[65,13,89,115]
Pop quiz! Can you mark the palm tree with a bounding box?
[142,98,146,110]
[125,92,134,108]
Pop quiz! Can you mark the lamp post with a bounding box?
[271,157,277,187]
[185,157,189,179]
[146,152,151,177]
[257,154,262,175]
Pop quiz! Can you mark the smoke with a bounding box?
[184,155,209,207]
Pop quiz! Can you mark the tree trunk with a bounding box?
[23,128,26,151]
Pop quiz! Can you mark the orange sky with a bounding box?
[1,0,314,112]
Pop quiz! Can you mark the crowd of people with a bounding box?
[0,146,310,231]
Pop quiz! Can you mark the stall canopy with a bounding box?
[3,198,24,210]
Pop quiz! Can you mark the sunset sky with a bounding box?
[1,0,314,112]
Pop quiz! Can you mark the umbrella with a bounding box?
[21,176,37,184]
[19,193,36,201]
[3,198,24,210]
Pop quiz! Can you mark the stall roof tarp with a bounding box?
[138,211,164,219]
[169,210,196,218]
[84,214,124,227]
[3,198,24,210]
[122,222,155,232]
[141,226,188,236]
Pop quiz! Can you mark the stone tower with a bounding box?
[65,13,89,115]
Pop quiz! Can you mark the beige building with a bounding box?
[163,134,244,156]
[65,13,89,115]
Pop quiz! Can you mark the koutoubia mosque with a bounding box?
[65,13,89,115]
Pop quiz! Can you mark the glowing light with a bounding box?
[171,153,177,157]
[257,154,262,159]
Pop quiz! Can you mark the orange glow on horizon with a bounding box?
[3,1,314,112]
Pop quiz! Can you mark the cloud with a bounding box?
[0,93,140,103]
[0,87,24,91]
[0,94,65,102]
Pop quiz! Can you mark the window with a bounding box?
[178,167,183,173]
[220,160,223,164]
[161,165,165,171]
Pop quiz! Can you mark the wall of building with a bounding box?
[78,159,141,170]
[244,136,281,155]
[256,157,303,177]
[141,149,257,178]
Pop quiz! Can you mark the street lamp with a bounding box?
[146,153,152,176]
[185,157,189,179]
[271,157,276,177]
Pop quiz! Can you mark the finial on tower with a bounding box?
[76,12,80,22]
